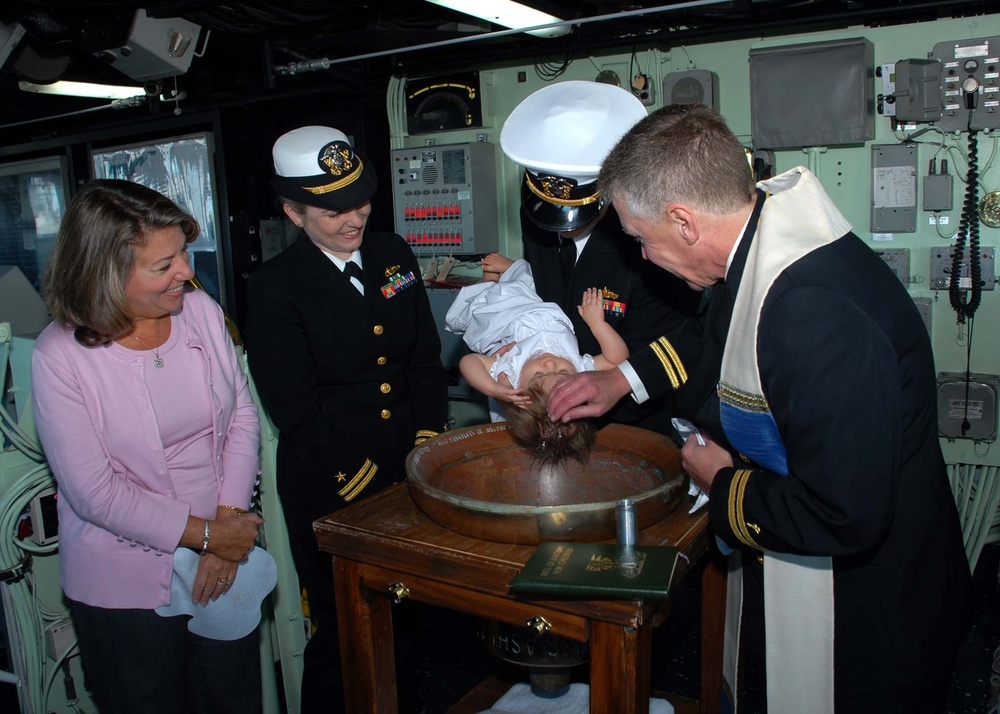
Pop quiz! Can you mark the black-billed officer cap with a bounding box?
[500,81,646,232]
[271,126,377,211]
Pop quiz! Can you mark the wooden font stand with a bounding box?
[314,483,725,714]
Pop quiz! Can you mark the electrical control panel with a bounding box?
[391,142,499,256]
[878,60,943,122]
[877,63,899,118]
[930,36,1000,133]
[937,372,999,442]
[928,245,997,291]
[923,171,954,212]
[871,143,918,233]
[875,248,910,285]
[879,36,1000,132]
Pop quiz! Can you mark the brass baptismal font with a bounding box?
[406,422,687,698]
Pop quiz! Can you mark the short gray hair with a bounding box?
[599,104,757,222]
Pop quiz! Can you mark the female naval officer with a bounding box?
[244,125,448,711]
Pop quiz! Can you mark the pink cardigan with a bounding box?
[31,289,260,609]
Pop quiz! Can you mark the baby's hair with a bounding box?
[501,382,598,464]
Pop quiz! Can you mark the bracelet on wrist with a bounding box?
[199,519,210,556]
[219,504,249,515]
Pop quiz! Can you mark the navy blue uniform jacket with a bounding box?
[630,192,972,699]
[245,230,448,509]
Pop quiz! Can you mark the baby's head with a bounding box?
[501,381,597,465]
[517,352,578,394]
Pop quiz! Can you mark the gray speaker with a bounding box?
[95,9,201,81]
[661,70,718,112]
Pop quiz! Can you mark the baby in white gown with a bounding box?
[445,254,629,462]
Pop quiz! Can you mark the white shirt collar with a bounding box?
[319,248,362,272]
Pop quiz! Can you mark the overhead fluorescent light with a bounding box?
[18,80,145,99]
[425,0,570,38]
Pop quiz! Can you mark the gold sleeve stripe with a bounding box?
[339,459,378,502]
[728,469,752,546]
[734,470,758,548]
[728,469,761,549]
[649,341,681,390]
[655,337,687,384]
[415,429,439,440]
[726,469,744,542]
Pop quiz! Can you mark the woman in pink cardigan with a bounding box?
[31,180,264,714]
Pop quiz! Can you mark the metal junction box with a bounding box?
[928,246,997,291]
[391,142,499,256]
[937,372,999,442]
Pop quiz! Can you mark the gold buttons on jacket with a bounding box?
[377,356,387,365]
[373,325,384,335]
[380,383,391,394]
[380,409,391,420]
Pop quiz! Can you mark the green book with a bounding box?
[509,541,680,600]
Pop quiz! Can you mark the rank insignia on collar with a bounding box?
[381,270,417,299]
[385,264,401,277]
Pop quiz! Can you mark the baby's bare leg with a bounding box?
[481,253,514,282]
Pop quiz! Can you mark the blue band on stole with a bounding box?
[719,401,788,477]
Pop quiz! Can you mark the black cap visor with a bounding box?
[520,179,602,232]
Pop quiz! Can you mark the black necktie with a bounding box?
[343,261,363,283]
[558,236,577,292]
[343,261,364,294]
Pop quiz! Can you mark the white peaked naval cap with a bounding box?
[501,81,647,231]
[500,80,648,183]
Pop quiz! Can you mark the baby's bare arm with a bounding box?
[578,288,605,328]
[459,353,529,405]
[578,288,629,366]
[459,353,499,394]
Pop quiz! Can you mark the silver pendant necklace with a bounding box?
[132,318,164,368]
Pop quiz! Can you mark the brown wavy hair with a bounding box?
[43,179,199,346]
[499,382,598,464]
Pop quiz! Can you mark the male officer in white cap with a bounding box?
[500,81,702,434]
[244,125,448,711]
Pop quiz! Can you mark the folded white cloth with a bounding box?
[478,683,674,714]
[671,418,709,513]
[155,545,277,640]
[688,483,710,513]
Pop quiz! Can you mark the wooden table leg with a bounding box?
[700,553,727,714]
[333,557,398,714]
[589,620,653,714]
